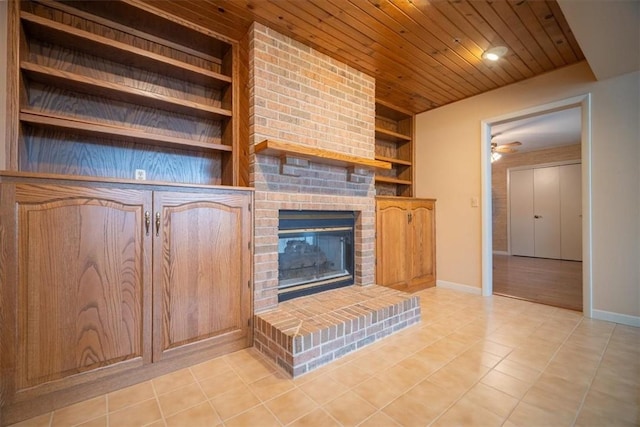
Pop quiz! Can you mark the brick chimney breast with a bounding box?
[248,23,377,313]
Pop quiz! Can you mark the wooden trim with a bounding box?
[6,0,20,170]
[0,171,255,192]
[255,139,392,170]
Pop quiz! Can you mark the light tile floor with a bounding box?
[12,288,640,427]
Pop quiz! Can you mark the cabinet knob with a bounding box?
[534,215,542,219]
[155,212,161,237]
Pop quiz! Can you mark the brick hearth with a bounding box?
[254,285,421,377]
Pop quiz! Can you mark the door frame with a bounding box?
[506,160,582,256]
[480,94,593,317]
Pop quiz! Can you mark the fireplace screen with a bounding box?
[278,210,355,301]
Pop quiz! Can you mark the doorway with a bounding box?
[480,95,592,316]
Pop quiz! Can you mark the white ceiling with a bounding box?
[558,0,640,81]
[491,107,582,153]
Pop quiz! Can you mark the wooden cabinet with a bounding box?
[374,100,414,197]
[8,183,153,393]
[2,2,251,424]
[153,191,252,362]
[6,0,246,186]
[0,174,253,425]
[376,197,436,292]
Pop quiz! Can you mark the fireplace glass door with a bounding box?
[278,211,355,301]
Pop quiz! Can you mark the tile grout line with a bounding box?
[426,306,584,426]
[568,321,616,427]
[425,315,514,426]
[219,352,282,426]
[149,375,168,426]
[188,364,226,426]
[494,312,589,426]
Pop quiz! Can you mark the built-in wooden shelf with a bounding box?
[21,12,232,88]
[375,127,412,143]
[20,110,232,152]
[375,155,412,166]
[255,139,392,170]
[375,176,413,185]
[21,62,232,120]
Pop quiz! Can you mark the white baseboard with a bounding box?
[436,280,482,295]
[493,250,509,256]
[592,309,640,327]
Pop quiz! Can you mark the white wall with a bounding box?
[415,61,640,320]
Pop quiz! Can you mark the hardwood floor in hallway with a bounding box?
[493,254,583,311]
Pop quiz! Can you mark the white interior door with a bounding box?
[533,167,561,259]
[510,163,582,260]
[560,163,582,260]
[509,169,535,256]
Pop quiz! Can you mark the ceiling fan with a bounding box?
[491,141,522,153]
[490,137,522,162]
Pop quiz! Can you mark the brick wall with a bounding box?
[248,23,377,313]
[492,144,582,252]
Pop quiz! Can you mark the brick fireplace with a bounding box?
[248,23,420,376]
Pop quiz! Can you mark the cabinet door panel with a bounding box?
[15,184,151,390]
[409,202,435,287]
[376,202,410,289]
[153,191,251,360]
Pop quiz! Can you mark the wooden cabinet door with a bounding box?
[376,199,410,289]
[152,191,252,361]
[408,200,436,288]
[11,184,152,392]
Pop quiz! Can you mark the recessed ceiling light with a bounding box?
[483,46,508,61]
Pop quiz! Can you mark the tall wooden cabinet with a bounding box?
[376,197,436,292]
[0,174,253,425]
[2,1,253,423]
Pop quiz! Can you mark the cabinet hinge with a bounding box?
[248,280,251,289]
[248,318,252,327]
[248,203,251,212]
[248,240,251,250]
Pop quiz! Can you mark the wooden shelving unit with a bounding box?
[374,99,414,197]
[10,0,243,186]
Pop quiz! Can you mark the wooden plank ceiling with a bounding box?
[144,0,584,115]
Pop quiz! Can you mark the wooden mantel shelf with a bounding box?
[255,139,392,170]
